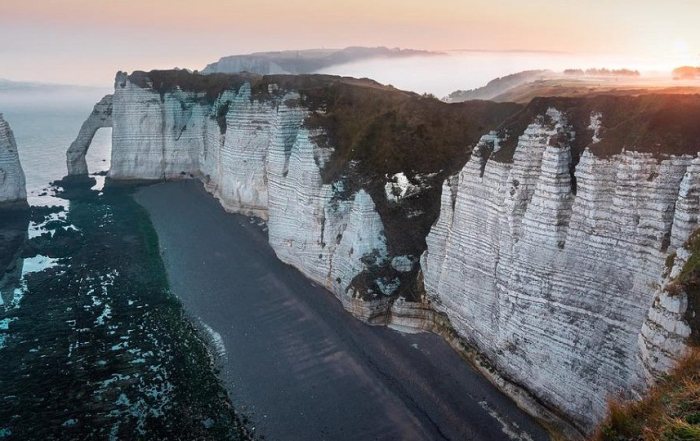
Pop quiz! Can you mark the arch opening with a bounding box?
[66,94,113,177]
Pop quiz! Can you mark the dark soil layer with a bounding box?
[493,94,700,162]
[126,70,261,102]
[0,181,251,440]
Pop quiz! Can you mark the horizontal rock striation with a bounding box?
[70,70,515,319]
[422,98,700,434]
[0,112,27,205]
[71,72,700,436]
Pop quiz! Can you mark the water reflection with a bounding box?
[0,208,29,313]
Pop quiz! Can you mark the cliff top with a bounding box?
[492,94,700,162]
[124,69,520,179]
[126,69,413,101]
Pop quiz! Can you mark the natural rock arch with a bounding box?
[66,94,113,176]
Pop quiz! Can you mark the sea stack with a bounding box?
[0,112,27,206]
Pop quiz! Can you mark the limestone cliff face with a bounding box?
[0,113,26,205]
[421,103,700,432]
[70,70,517,315]
[71,72,700,436]
[78,72,406,316]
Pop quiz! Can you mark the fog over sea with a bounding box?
[317,50,670,97]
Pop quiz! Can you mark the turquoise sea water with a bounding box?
[0,90,250,439]
[0,88,112,203]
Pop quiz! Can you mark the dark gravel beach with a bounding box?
[135,180,550,441]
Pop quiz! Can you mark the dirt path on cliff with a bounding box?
[135,180,550,441]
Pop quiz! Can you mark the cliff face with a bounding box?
[72,70,516,319]
[70,71,700,436]
[422,96,700,432]
[0,113,27,205]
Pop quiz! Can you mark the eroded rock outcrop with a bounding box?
[0,113,27,205]
[66,95,113,176]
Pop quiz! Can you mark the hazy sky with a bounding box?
[2,0,699,86]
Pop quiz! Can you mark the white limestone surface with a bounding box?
[67,95,113,176]
[422,109,700,432]
[0,113,26,204]
[81,74,391,319]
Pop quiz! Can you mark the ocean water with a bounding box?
[0,91,250,439]
[0,88,112,204]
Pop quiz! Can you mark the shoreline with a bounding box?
[135,180,550,441]
[0,182,250,439]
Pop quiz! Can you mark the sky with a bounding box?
[1,0,700,87]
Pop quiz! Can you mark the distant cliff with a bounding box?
[0,113,27,205]
[446,71,700,104]
[444,70,555,102]
[202,47,443,75]
[70,70,700,438]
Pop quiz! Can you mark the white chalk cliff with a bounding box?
[70,72,700,438]
[73,72,395,318]
[421,108,700,434]
[0,113,27,205]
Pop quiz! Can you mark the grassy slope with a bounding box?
[597,230,700,440]
[492,94,700,163]
[596,350,700,441]
[491,78,700,104]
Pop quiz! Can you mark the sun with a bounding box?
[672,39,691,57]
